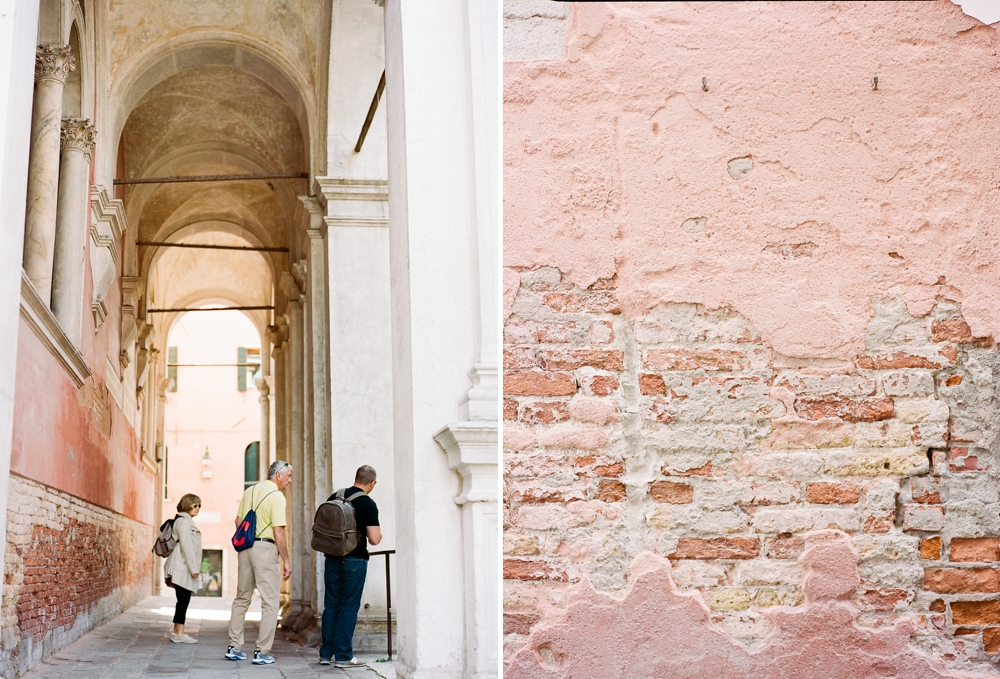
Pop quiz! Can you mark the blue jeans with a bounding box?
[320,556,368,661]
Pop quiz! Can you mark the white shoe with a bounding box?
[334,657,364,668]
[170,633,198,644]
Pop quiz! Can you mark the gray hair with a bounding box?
[267,460,292,479]
[355,465,377,485]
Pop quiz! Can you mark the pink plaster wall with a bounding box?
[503,1,1000,360]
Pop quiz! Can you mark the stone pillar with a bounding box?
[297,258,317,620]
[384,2,499,677]
[23,45,74,303]
[50,118,95,344]
[301,197,332,616]
[284,279,306,622]
[257,378,270,480]
[271,343,285,460]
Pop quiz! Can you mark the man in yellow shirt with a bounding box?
[225,460,292,665]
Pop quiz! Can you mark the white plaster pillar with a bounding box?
[283,278,306,621]
[384,1,499,677]
[50,118,95,344]
[297,258,317,618]
[317,178,394,619]
[302,197,332,615]
[0,0,43,614]
[271,342,286,460]
[256,378,270,480]
[22,45,74,303]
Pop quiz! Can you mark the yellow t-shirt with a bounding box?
[236,480,287,542]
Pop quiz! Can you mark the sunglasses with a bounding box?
[193,504,202,508]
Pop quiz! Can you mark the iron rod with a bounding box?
[147,306,274,313]
[137,241,288,253]
[113,172,309,185]
[355,71,386,153]
[371,549,395,659]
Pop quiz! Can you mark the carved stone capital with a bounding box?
[60,119,96,158]
[35,45,75,84]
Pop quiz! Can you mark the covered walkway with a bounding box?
[19,597,394,679]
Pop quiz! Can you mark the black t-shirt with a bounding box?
[328,487,379,560]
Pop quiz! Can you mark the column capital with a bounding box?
[35,45,75,84]
[299,196,327,237]
[60,119,96,159]
[434,422,498,505]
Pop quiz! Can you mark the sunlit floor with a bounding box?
[20,595,395,679]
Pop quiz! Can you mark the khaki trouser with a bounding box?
[228,540,280,654]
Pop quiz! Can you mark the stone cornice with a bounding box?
[60,119,96,158]
[434,422,498,505]
[20,271,92,387]
[316,178,389,229]
[315,177,388,202]
[35,45,75,84]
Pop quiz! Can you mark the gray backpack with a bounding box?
[152,517,177,558]
[311,489,365,556]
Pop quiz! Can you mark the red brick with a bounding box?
[503,559,568,582]
[519,401,570,425]
[931,318,993,347]
[985,628,1000,653]
[503,398,518,421]
[542,291,621,314]
[511,489,565,504]
[903,505,945,532]
[504,371,576,396]
[644,348,745,372]
[920,537,942,560]
[855,351,955,370]
[639,373,667,396]
[595,480,626,502]
[806,482,860,504]
[538,349,624,372]
[858,589,910,611]
[950,538,1000,563]
[669,537,759,560]
[910,476,943,504]
[923,568,1000,593]
[944,374,963,387]
[864,513,894,534]
[583,375,619,397]
[955,627,979,636]
[648,481,694,504]
[663,461,713,477]
[794,396,893,422]
[950,447,990,472]
[646,398,675,423]
[929,598,946,612]
[765,534,805,559]
[592,462,624,478]
[503,612,540,636]
[504,346,536,370]
[952,601,1000,625]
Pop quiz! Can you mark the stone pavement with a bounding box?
[20,596,396,679]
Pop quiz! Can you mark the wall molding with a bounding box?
[20,271,92,387]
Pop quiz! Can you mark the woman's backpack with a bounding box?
[152,517,177,557]
[311,489,365,556]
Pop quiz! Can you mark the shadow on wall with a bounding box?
[507,530,996,679]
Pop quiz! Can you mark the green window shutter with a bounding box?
[244,441,259,489]
[168,347,178,392]
[237,347,247,391]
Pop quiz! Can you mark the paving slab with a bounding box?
[20,596,396,679]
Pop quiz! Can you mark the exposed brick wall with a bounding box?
[503,267,1000,671]
[1,474,151,676]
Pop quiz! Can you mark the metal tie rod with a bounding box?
[355,70,386,153]
[136,241,288,253]
[113,172,309,185]
[147,306,274,313]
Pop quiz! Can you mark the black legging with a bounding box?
[173,585,193,624]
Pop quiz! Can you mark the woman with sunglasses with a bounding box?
[164,493,204,643]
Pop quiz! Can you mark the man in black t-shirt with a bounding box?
[318,465,382,668]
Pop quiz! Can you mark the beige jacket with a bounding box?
[163,513,202,592]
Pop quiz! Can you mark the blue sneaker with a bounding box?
[225,646,247,661]
[252,651,276,665]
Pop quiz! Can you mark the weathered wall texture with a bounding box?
[503,270,1000,674]
[503,1,1000,360]
[503,2,1000,675]
[0,474,150,677]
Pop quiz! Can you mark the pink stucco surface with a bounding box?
[507,531,994,679]
[503,1,1000,359]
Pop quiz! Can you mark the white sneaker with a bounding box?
[334,657,364,668]
[170,633,197,644]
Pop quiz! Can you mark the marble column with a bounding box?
[271,344,285,459]
[257,379,270,479]
[301,197,332,616]
[23,45,74,303]
[50,118,95,344]
[298,258,316,620]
